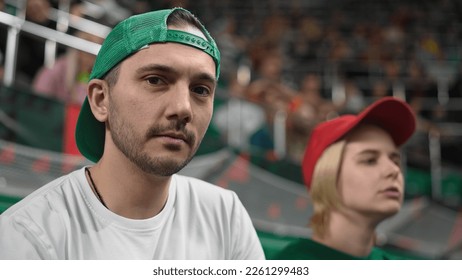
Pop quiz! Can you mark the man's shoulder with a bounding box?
[0,169,83,219]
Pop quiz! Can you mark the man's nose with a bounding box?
[165,84,193,126]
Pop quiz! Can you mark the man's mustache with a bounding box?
[145,123,195,145]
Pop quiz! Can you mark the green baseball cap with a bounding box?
[75,8,221,162]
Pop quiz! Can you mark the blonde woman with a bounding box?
[276,97,416,259]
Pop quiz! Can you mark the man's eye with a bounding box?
[146,77,163,85]
[192,86,211,96]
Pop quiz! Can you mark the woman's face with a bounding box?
[337,124,404,220]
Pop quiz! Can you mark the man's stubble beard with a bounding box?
[107,97,201,177]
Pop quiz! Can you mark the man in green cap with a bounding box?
[0,8,264,260]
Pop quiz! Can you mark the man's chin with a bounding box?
[138,156,192,177]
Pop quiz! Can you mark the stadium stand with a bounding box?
[1,0,462,259]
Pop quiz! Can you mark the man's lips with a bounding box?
[154,132,191,145]
[159,132,187,142]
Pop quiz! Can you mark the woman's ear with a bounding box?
[87,79,109,122]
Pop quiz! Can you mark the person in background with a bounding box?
[285,100,318,163]
[275,97,416,259]
[33,30,104,105]
[0,7,264,260]
[15,0,56,84]
[13,0,86,85]
[0,52,4,82]
[0,0,5,60]
[0,0,3,82]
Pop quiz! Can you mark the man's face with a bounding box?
[337,125,404,221]
[106,29,216,176]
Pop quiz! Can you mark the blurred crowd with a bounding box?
[204,0,462,167]
[205,0,462,168]
[1,0,462,167]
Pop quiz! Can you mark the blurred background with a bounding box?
[1,0,462,259]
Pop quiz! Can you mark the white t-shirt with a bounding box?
[0,168,265,260]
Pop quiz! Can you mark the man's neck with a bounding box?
[89,154,171,220]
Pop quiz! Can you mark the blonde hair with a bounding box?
[309,140,346,237]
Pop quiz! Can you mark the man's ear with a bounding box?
[87,79,109,122]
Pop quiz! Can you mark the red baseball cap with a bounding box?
[302,97,416,190]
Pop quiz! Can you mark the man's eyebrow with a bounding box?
[135,63,217,85]
[193,73,217,86]
[135,64,177,76]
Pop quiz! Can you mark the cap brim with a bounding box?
[356,97,416,146]
[75,97,105,162]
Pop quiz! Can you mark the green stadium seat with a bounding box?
[0,85,64,152]
[405,168,432,197]
[0,194,22,214]
[441,173,462,205]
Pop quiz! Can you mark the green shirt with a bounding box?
[273,238,406,260]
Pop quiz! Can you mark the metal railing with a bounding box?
[1,0,111,86]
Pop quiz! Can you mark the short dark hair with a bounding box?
[104,64,120,88]
[166,8,205,31]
